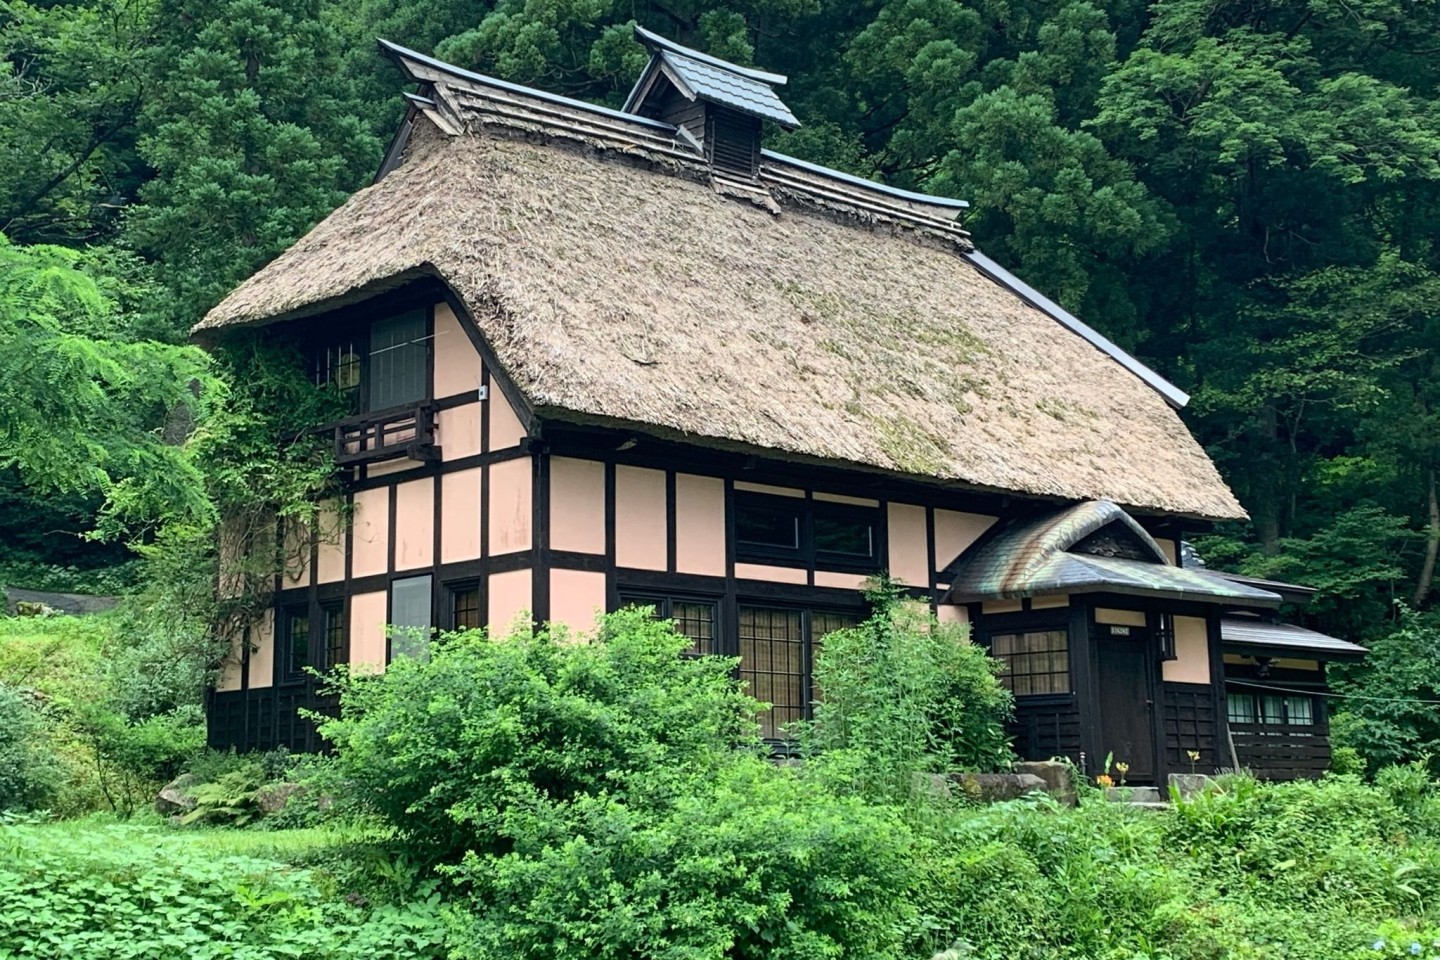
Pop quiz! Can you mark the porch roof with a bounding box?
[942,500,1282,607]
[1221,618,1367,659]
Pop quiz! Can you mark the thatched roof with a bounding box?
[195,42,1245,521]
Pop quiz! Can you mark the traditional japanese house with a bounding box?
[195,28,1362,782]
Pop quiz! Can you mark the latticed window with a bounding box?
[322,603,345,669]
[739,607,805,739]
[738,606,859,740]
[1227,691,1315,726]
[449,582,481,632]
[619,595,716,656]
[989,629,1070,696]
[283,608,310,682]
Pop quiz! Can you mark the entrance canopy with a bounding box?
[942,500,1281,606]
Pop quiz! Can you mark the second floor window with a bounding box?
[733,492,880,572]
[312,306,430,413]
[369,309,428,410]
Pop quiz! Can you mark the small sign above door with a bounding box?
[1109,625,1132,636]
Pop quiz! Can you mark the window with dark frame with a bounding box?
[733,492,880,572]
[619,594,718,656]
[738,605,860,741]
[282,607,310,682]
[1226,691,1315,727]
[311,306,430,416]
[989,629,1070,696]
[448,581,482,632]
[389,574,434,661]
[369,309,428,411]
[322,602,345,670]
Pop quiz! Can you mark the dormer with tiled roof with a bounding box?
[623,27,797,199]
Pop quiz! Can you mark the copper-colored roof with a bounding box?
[945,502,1278,604]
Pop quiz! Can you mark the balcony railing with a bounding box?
[1230,721,1330,779]
[331,403,440,466]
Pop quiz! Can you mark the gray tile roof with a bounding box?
[660,50,800,128]
[1221,619,1368,658]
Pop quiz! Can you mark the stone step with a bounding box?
[1105,785,1163,804]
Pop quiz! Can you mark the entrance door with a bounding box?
[1096,632,1157,784]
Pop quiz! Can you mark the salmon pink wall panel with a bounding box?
[440,468,482,563]
[549,457,606,555]
[349,590,389,673]
[615,466,667,570]
[887,503,929,589]
[488,458,532,555]
[394,478,434,571]
[1162,616,1211,684]
[549,569,606,634]
[488,568,531,635]
[315,500,346,584]
[734,562,807,585]
[489,389,527,451]
[247,610,275,689]
[351,486,390,578]
[675,474,725,576]
[433,303,481,399]
[439,403,482,460]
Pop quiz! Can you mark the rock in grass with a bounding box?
[155,773,199,816]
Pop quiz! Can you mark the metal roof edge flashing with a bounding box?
[633,25,788,85]
[760,151,969,213]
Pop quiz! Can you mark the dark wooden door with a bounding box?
[1096,633,1157,784]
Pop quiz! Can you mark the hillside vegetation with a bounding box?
[1,603,1440,959]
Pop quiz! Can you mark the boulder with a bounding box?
[1014,760,1077,806]
[155,773,199,816]
[950,772,1049,803]
[255,781,305,815]
[1168,773,1213,799]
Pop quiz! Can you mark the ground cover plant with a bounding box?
[0,818,447,960]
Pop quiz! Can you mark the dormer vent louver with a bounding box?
[623,26,796,208]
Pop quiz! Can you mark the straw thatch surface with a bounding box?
[198,121,1244,520]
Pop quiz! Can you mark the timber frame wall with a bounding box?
[206,283,1332,782]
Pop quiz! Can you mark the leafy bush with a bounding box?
[0,683,58,812]
[0,820,447,959]
[320,609,761,860]
[324,610,925,959]
[801,578,1013,800]
[0,606,210,816]
[1331,607,1440,773]
[447,757,917,960]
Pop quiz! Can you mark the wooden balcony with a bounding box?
[331,403,440,466]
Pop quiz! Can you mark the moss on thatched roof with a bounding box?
[197,110,1244,520]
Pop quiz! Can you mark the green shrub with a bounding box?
[447,757,918,960]
[801,578,1013,801]
[320,609,761,860]
[0,683,58,812]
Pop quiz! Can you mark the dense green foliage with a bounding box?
[321,609,765,862]
[320,605,1001,959]
[801,579,1013,800]
[5,0,1440,773]
[0,821,447,959]
[255,613,1440,956]
[0,613,207,816]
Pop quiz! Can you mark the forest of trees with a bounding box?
[5,0,1440,764]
